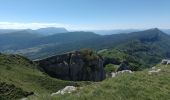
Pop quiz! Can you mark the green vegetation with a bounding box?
[80,48,98,61]
[0,82,33,100]
[0,54,88,100]
[2,53,169,100]
[99,49,142,71]
[1,29,170,99]
[1,28,170,70]
[46,65,170,100]
[104,64,117,73]
[99,49,127,61]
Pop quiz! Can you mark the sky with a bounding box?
[0,0,170,30]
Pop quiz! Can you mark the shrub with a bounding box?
[104,64,117,73]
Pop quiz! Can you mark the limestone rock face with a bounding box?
[36,50,105,81]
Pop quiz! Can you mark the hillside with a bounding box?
[36,64,170,100]
[1,49,170,100]
[31,31,100,46]
[116,28,170,68]
[0,30,42,50]
[0,31,100,58]
[0,53,87,100]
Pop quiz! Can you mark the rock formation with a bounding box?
[36,50,106,81]
[51,86,77,96]
[117,61,130,72]
[161,59,170,65]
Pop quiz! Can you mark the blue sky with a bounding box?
[0,0,170,30]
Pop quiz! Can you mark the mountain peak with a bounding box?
[131,28,169,43]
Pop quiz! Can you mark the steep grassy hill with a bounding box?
[0,53,87,100]
[33,64,170,100]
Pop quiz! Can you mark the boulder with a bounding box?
[51,86,76,96]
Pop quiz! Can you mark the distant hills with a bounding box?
[91,29,170,35]
[0,30,42,50]
[35,27,68,35]
[0,27,68,35]
[92,29,140,35]
[162,29,170,34]
[0,28,170,69]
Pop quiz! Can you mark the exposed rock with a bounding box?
[51,86,76,96]
[148,69,161,75]
[161,59,170,65]
[36,50,106,81]
[111,70,133,78]
[117,61,130,72]
[20,98,27,100]
[116,70,133,74]
[151,66,156,70]
[111,72,116,78]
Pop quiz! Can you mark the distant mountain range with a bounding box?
[161,29,170,34]
[0,27,68,35]
[35,27,68,35]
[0,28,170,59]
[91,29,170,35]
[0,27,170,35]
[92,29,140,35]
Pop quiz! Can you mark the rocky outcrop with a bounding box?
[161,59,170,65]
[117,61,130,72]
[51,86,77,96]
[36,50,105,81]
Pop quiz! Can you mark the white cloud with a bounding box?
[0,22,73,30]
[0,22,169,30]
[0,22,113,30]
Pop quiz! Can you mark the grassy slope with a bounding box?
[98,49,142,71]
[47,64,170,100]
[1,53,170,100]
[0,54,84,99]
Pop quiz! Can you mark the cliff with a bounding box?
[36,49,106,81]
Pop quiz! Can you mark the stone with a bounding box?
[111,72,116,78]
[51,86,76,96]
[161,59,170,65]
[36,50,106,81]
[111,70,133,78]
[148,69,161,75]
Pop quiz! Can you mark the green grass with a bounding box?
[47,65,170,100]
[0,54,88,99]
[1,53,170,100]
